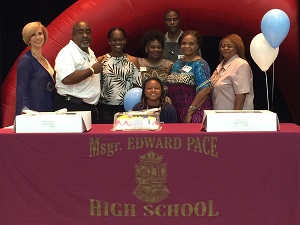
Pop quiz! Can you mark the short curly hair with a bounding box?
[141,30,164,57]
[219,34,245,61]
[22,21,48,45]
[164,9,180,20]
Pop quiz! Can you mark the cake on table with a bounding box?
[113,108,161,131]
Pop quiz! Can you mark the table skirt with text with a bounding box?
[0,123,299,225]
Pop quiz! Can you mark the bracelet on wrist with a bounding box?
[89,67,94,77]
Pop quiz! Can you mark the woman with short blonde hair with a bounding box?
[16,21,55,115]
[22,21,48,45]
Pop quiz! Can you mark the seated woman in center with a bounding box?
[133,77,177,123]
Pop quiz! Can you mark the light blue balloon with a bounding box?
[261,9,290,48]
[124,87,142,111]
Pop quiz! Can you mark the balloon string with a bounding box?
[265,71,269,110]
[271,62,275,111]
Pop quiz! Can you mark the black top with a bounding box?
[132,102,178,123]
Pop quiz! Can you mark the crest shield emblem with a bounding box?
[133,151,169,203]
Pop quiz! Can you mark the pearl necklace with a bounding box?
[32,52,45,62]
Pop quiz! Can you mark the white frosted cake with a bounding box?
[113,108,161,131]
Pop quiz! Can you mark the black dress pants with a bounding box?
[53,93,99,124]
[97,102,125,124]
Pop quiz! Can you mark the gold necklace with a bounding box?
[32,52,45,62]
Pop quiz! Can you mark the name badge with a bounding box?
[178,55,184,59]
[140,67,147,72]
[182,65,192,72]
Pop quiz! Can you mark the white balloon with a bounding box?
[250,33,279,71]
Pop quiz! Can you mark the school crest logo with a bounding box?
[133,151,169,203]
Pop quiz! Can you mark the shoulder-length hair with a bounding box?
[22,21,48,45]
[140,77,167,109]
